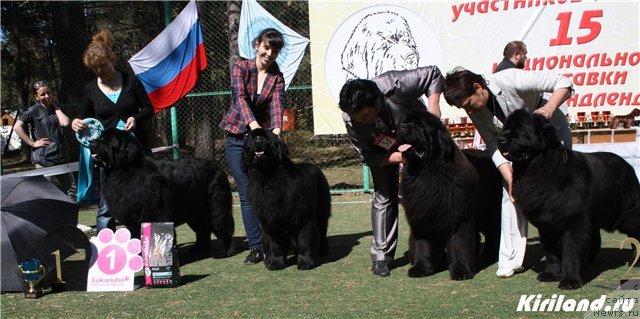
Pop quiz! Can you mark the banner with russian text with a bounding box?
[309,0,639,135]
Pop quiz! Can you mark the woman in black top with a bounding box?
[14,80,76,196]
[71,29,153,232]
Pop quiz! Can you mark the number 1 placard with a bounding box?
[87,228,144,292]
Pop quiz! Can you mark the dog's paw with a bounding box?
[211,243,236,259]
[558,278,583,290]
[537,272,561,282]
[407,265,435,278]
[449,268,474,281]
[297,259,317,271]
[264,256,287,270]
[224,246,237,257]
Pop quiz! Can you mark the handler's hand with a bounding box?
[71,118,87,132]
[32,138,49,149]
[125,117,136,131]
[508,182,516,203]
[534,105,554,119]
[248,121,261,131]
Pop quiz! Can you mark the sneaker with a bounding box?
[496,266,524,278]
[372,260,390,277]
[76,224,92,233]
[244,247,264,265]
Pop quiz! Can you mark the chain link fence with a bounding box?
[1,1,368,192]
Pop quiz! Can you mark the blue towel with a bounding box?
[76,145,94,204]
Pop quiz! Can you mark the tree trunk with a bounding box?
[50,5,91,162]
[51,5,91,106]
[227,1,241,73]
[4,3,30,161]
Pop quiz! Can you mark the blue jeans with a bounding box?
[97,167,115,232]
[226,134,262,249]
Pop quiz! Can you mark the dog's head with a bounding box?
[89,128,145,169]
[396,108,455,162]
[497,109,562,162]
[341,11,419,79]
[241,128,289,173]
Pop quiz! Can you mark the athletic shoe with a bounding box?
[244,247,264,264]
[372,260,390,277]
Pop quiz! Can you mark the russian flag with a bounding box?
[128,0,206,112]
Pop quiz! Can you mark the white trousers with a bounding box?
[498,187,528,270]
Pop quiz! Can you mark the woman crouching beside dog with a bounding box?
[71,29,153,233]
[443,67,574,278]
[219,28,286,265]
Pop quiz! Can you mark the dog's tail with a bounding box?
[617,207,640,239]
[614,174,640,239]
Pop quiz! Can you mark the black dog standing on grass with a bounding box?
[497,109,640,290]
[396,109,502,280]
[241,128,331,270]
[90,128,236,258]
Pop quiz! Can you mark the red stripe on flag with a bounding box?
[148,43,207,112]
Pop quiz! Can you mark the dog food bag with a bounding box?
[141,222,180,287]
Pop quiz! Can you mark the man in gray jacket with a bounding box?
[443,67,573,278]
[338,66,444,277]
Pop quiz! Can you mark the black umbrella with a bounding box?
[1,175,88,292]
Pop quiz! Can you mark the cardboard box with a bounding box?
[141,222,180,287]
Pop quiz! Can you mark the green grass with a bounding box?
[2,193,639,318]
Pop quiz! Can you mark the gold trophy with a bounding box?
[17,258,45,298]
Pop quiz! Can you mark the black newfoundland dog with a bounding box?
[241,128,331,270]
[397,109,502,280]
[497,109,640,289]
[90,128,235,258]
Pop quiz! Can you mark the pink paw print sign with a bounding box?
[87,228,143,292]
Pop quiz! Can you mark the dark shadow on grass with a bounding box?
[390,250,411,270]
[45,260,90,292]
[523,241,631,287]
[177,236,244,267]
[582,248,632,284]
[247,231,373,270]
[392,239,503,276]
[173,274,209,286]
[331,182,364,190]
[323,230,372,264]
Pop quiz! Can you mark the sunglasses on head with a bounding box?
[33,80,49,89]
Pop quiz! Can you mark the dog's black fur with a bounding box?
[90,128,235,258]
[397,109,502,280]
[241,128,331,270]
[498,109,640,289]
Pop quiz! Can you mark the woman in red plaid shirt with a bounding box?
[219,28,285,265]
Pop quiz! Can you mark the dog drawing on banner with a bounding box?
[341,11,419,79]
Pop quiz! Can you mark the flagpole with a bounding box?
[165,0,180,160]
